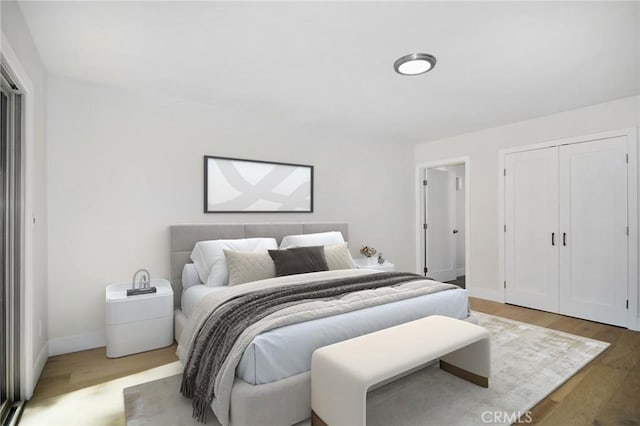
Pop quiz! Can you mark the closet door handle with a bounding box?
[551,232,555,246]
[563,233,567,246]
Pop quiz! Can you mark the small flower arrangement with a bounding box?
[360,245,377,258]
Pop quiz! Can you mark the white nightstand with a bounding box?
[105,278,174,358]
[353,258,396,272]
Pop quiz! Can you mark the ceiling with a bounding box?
[18,1,640,144]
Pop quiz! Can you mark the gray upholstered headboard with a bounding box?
[169,222,349,307]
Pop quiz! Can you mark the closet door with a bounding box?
[558,137,628,326]
[505,147,559,312]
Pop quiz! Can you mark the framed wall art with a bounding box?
[204,156,314,213]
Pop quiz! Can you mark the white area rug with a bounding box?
[124,312,609,426]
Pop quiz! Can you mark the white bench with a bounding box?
[310,315,490,426]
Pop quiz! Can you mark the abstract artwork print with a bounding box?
[204,156,313,212]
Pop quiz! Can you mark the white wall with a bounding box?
[415,96,639,303]
[1,1,49,398]
[46,75,415,354]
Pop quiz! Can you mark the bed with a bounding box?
[170,223,469,426]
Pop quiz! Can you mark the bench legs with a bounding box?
[311,410,328,426]
[440,337,491,388]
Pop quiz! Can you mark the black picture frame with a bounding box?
[204,155,314,213]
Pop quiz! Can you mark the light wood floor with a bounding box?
[471,298,640,425]
[29,343,179,403]
[27,298,640,425]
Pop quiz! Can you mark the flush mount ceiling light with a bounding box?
[394,53,437,76]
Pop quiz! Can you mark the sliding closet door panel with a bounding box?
[558,136,628,326]
[505,147,559,312]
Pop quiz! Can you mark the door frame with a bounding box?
[415,157,470,287]
[1,34,40,397]
[498,128,639,330]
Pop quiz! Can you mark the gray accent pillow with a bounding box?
[268,246,329,277]
[324,243,355,270]
[224,250,276,286]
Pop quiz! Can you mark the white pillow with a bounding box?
[190,238,278,287]
[279,231,345,249]
[324,243,355,270]
[181,263,202,290]
[224,250,276,286]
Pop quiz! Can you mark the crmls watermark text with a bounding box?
[481,410,533,424]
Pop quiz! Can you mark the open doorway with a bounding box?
[419,161,467,288]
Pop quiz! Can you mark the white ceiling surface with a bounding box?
[18,1,640,144]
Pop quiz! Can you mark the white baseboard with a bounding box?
[468,286,504,303]
[24,341,49,399]
[29,342,49,398]
[34,341,48,383]
[49,329,106,356]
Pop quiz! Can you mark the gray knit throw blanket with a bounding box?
[180,271,424,422]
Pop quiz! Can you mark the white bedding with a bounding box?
[182,284,224,317]
[181,274,468,385]
[237,286,468,384]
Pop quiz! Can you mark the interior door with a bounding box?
[558,137,628,326]
[505,147,559,312]
[426,169,456,282]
